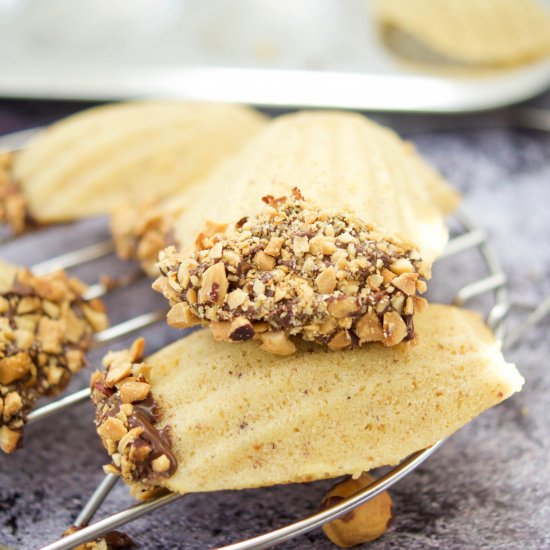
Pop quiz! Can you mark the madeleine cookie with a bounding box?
[1,101,266,231]
[91,304,522,498]
[0,261,108,453]
[376,0,550,67]
[152,112,459,350]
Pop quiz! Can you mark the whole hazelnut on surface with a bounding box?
[320,472,393,548]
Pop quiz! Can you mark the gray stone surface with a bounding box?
[0,98,549,550]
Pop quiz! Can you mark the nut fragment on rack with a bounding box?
[0,260,108,453]
[91,338,177,499]
[155,191,426,354]
[321,473,393,547]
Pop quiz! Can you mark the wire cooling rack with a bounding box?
[1,125,549,550]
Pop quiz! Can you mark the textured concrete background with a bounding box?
[0,95,549,550]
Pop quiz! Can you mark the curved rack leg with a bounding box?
[74,474,120,529]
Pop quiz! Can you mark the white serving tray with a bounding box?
[0,0,549,112]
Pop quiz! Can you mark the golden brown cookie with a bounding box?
[2,101,266,231]
[376,0,550,67]
[91,304,522,497]
[152,112,459,350]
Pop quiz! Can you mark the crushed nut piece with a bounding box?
[105,361,132,388]
[328,297,358,319]
[0,425,21,453]
[383,311,408,346]
[0,352,32,385]
[167,302,200,329]
[389,258,414,274]
[264,236,284,257]
[227,288,248,310]
[254,251,276,271]
[392,273,419,296]
[151,454,171,473]
[211,317,255,342]
[3,392,23,417]
[120,381,151,404]
[328,330,352,351]
[260,332,297,355]
[315,266,337,294]
[198,262,228,305]
[38,317,64,353]
[98,417,128,441]
[356,311,384,343]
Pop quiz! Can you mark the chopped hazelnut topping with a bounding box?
[210,320,233,341]
[14,329,33,350]
[381,268,396,285]
[129,338,145,362]
[404,296,414,316]
[0,262,109,453]
[155,191,425,353]
[195,220,228,250]
[309,235,337,255]
[91,338,177,497]
[82,303,109,332]
[367,274,384,290]
[47,365,65,386]
[391,294,405,314]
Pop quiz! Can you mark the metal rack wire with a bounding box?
[1,129,548,550]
